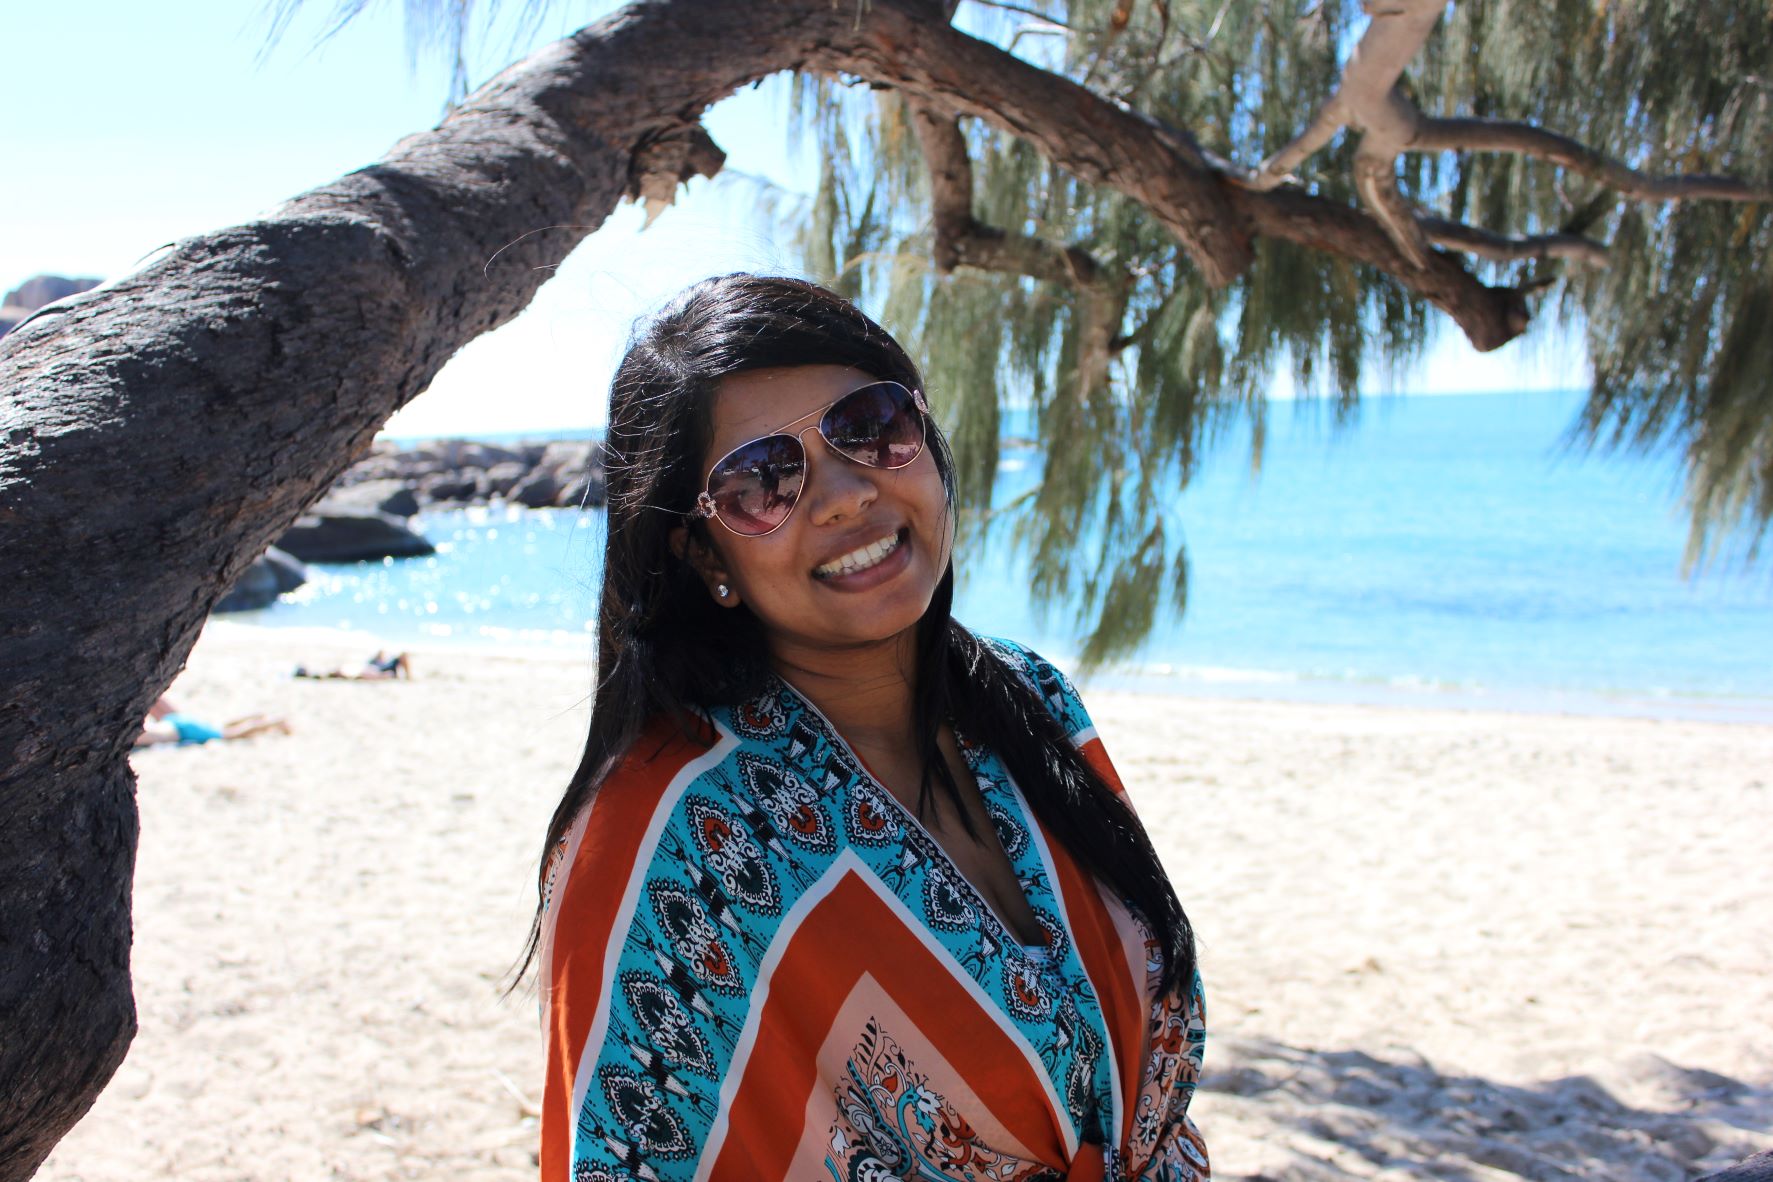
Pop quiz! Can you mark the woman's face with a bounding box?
[686,364,953,659]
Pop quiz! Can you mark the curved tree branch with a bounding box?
[1244,97,1347,190]
[910,105,1129,395]
[1240,0,1444,194]
[1238,0,1772,275]
[1353,135,1433,270]
[1409,116,1773,203]
[1241,184,1529,350]
[839,9,1521,347]
[822,8,1253,286]
[911,106,1108,289]
[1238,0,1451,269]
[1420,217,1611,268]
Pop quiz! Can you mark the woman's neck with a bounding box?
[768,629,920,754]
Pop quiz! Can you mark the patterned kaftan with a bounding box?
[539,641,1208,1181]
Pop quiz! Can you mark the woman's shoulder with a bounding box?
[974,635,1095,740]
[540,712,726,928]
[603,711,721,788]
[546,715,717,867]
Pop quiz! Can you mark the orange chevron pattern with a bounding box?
[706,863,1067,1179]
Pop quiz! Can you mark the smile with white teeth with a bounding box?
[813,531,901,580]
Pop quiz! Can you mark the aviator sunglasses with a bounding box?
[692,380,932,537]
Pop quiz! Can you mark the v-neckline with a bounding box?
[770,675,1049,951]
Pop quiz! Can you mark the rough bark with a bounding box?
[1697,1151,1773,1182]
[0,0,1665,1171]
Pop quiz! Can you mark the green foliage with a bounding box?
[796,1,1440,663]
[791,0,1770,661]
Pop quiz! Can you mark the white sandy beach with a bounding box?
[35,621,1773,1181]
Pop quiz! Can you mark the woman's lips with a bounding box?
[810,526,913,591]
[813,528,901,578]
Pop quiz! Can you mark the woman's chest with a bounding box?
[699,704,1129,1126]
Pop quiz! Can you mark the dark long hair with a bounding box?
[517,274,1194,996]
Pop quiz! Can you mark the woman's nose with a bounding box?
[797,426,878,524]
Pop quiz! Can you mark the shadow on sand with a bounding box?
[1196,1037,1772,1181]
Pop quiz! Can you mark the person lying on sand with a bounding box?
[135,695,290,747]
[292,651,412,680]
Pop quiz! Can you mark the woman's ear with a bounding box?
[669,524,743,608]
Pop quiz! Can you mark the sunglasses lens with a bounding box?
[821,382,925,469]
[706,435,806,535]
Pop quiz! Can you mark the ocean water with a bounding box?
[245,389,1773,720]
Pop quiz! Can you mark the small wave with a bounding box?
[1147,664,1301,684]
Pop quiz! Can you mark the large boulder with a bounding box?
[534,439,608,508]
[330,441,404,485]
[312,434,609,513]
[213,546,308,612]
[276,510,435,562]
[259,546,309,592]
[510,468,561,509]
[436,439,522,470]
[538,439,598,478]
[419,471,488,503]
[316,478,420,518]
[485,461,530,496]
[558,468,607,508]
[3,275,101,310]
[214,563,281,614]
[0,274,102,341]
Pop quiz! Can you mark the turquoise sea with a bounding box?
[241,389,1773,721]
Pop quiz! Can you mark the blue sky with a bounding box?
[2,0,1585,437]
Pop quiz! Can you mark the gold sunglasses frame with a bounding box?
[692,382,932,537]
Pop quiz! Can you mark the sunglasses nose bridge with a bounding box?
[796,423,882,524]
[793,417,850,466]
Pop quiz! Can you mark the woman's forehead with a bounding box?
[708,364,875,447]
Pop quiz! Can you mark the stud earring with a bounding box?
[716,583,731,600]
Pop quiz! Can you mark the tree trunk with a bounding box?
[0,3,864,1172]
[0,0,1538,1172]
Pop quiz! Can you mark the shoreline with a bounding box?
[216,616,1773,726]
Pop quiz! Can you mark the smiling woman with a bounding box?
[522,274,1207,1181]
[676,366,953,660]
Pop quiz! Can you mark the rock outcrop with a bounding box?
[315,478,421,519]
[214,547,309,613]
[218,436,607,572]
[328,435,609,512]
[202,432,608,577]
[0,274,102,339]
[276,510,436,563]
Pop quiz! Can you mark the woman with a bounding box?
[528,275,1207,1181]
